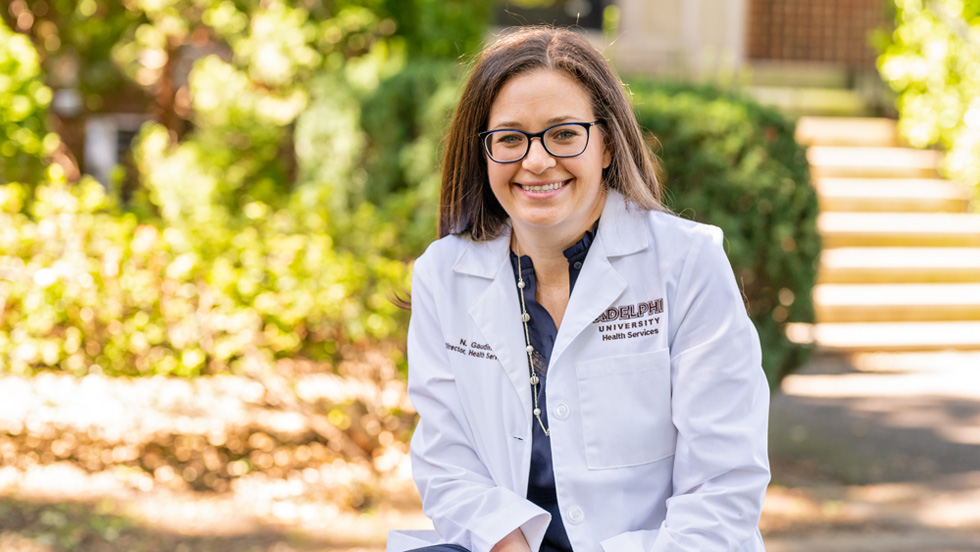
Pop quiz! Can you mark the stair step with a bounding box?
[819,212,980,248]
[816,178,970,213]
[808,146,942,178]
[786,321,980,352]
[745,86,868,116]
[796,117,899,147]
[747,63,852,89]
[814,283,980,323]
[819,247,980,284]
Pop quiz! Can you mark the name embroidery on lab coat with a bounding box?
[445,339,497,360]
[593,298,664,341]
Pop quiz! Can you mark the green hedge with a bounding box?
[630,82,819,386]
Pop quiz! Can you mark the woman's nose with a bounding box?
[521,138,556,173]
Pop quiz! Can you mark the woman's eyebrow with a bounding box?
[489,115,582,130]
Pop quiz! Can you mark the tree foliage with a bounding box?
[878,0,980,198]
[0,0,490,377]
[0,18,57,187]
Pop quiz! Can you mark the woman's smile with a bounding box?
[517,179,570,194]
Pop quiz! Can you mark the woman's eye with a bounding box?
[496,133,524,146]
[551,128,581,141]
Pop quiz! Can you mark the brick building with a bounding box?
[499,0,892,111]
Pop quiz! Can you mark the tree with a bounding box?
[0,0,493,376]
[878,0,980,198]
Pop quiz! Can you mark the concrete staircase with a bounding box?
[793,117,980,352]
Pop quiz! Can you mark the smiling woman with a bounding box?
[483,69,610,253]
[388,27,771,552]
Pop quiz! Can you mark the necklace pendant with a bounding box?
[521,312,530,322]
[530,374,539,385]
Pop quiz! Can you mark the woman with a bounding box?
[388,27,770,552]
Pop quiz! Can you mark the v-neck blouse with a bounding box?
[507,221,598,552]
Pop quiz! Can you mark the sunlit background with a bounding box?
[1,0,978,550]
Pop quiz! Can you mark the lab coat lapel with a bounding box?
[551,238,625,365]
[552,191,648,365]
[460,233,534,419]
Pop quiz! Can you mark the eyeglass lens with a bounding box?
[484,123,590,162]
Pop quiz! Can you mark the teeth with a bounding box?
[522,182,565,192]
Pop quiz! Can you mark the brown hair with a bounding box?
[439,26,664,240]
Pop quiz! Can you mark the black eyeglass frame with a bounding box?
[478,121,600,164]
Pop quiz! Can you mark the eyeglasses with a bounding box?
[478,121,599,164]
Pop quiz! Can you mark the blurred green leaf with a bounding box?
[879,0,980,196]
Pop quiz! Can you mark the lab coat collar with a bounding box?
[595,189,650,257]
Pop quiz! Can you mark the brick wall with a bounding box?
[747,0,892,68]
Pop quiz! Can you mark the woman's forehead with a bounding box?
[487,69,594,127]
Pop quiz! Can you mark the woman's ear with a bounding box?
[602,140,613,169]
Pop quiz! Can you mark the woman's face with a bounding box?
[485,69,611,243]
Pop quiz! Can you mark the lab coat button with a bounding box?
[567,506,585,524]
[554,402,570,420]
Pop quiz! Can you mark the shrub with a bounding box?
[0,171,411,377]
[385,0,496,59]
[359,61,462,255]
[629,82,820,387]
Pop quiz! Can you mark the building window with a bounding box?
[84,113,149,195]
[495,0,610,30]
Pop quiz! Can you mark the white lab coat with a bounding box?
[388,191,770,552]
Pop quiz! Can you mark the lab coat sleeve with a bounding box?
[601,226,770,552]
[406,256,551,552]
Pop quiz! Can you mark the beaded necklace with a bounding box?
[515,245,549,436]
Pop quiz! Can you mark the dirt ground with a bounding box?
[1,351,978,551]
[763,351,980,552]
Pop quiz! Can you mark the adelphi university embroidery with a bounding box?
[593,298,664,341]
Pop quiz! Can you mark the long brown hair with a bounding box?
[439,26,664,241]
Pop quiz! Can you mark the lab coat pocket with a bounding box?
[576,349,675,469]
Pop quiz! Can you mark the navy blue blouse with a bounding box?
[508,221,598,552]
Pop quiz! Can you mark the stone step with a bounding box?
[745,86,868,117]
[816,178,971,213]
[818,247,980,284]
[808,146,942,179]
[814,283,980,323]
[786,321,980,352]
[796,116,900,147]
[819,212,980,248]
[746,62,852,89]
